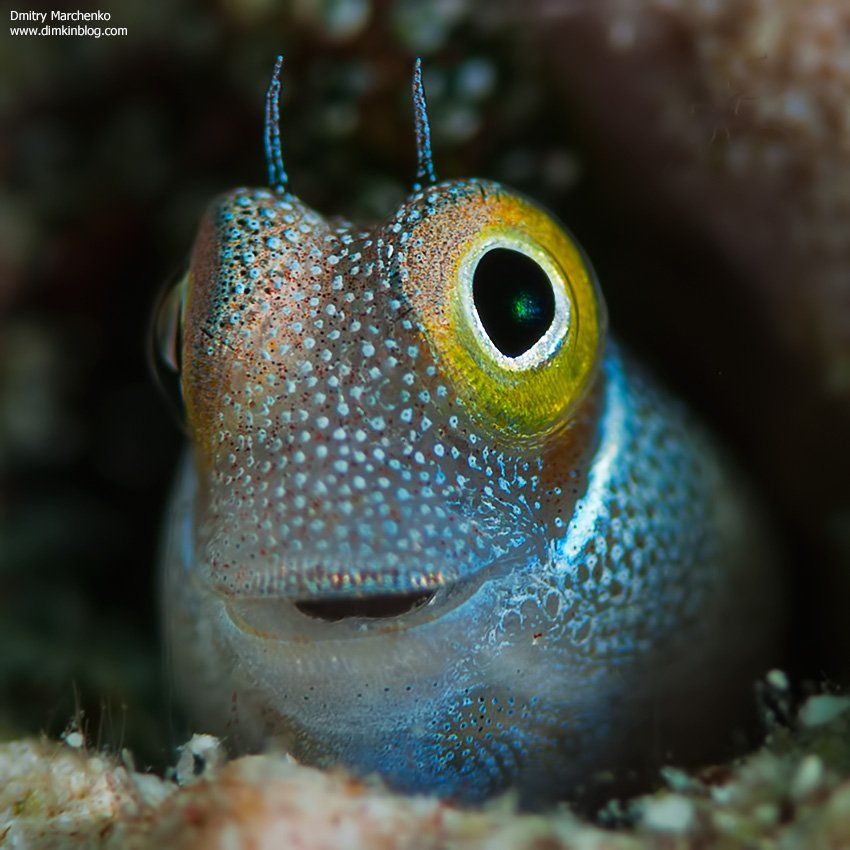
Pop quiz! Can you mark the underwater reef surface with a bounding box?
[542,0,850,399]
[5,686,850,849]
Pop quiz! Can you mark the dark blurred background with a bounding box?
[2,0,848,770]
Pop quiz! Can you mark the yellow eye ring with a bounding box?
[398,182,606,445]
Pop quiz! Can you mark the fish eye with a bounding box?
[467,245,569,369]
[397,184,605,442]
[149,267,188,427]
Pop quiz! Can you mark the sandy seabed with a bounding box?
[4,685,850,850]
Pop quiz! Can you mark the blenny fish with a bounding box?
[155,58,780,805]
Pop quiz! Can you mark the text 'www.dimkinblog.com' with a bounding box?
[9,9,127,38]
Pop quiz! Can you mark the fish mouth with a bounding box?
[293,589,437,622]
[216,555,512,642]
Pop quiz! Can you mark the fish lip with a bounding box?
[207,567,451,601]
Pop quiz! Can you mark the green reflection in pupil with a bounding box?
[512,290,543,324]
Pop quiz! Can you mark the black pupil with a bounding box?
[472,248,555,357]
